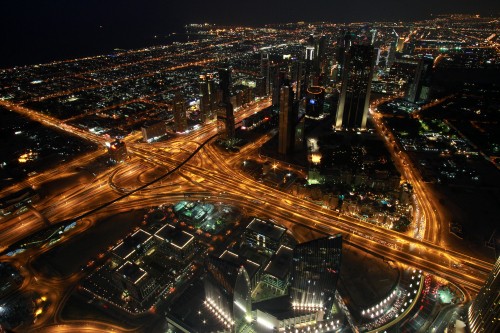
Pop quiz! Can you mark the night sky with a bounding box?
[2,0,499,68]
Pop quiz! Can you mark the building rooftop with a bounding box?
[116,261,148,285]
[246,218,287,241]
[155,224,194,250]
[219,250,261,280]
[253,295,316,321]
[263,245,294,281]
[109,139,126,149]
[111,229,153,261]
[131,229,154,244]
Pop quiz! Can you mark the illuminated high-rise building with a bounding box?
[173,94,188,133]
[335,30,353,83]
[204,255,253,331]
[305,86,325,119]
[271,66,285,106]
[290,235,342,313]
[370,29,377,45]
[218,67,232,102]
[468,256,500,333]
[386,42,396,69]
[207,75,218,118]
[374,47,382,67]
[278,86,297,155]
[199,74,216,123]
[255,76,267,97]
[305,34,315,62]
[289,58,303,100]
[261,52,271,96]
[303,34,327,89]
[335,44,375,130]
[303,34,316,91]
[406,56,433,103]
[396,37,405,52]
[314,35,327,76]
[385,29,399,69]
[217,102,235,140]
[217,67,235,140]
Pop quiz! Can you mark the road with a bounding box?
[0,85,494,332]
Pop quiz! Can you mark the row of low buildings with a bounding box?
[84,223,197,310]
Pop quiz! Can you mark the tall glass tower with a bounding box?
[217,67,235,139]
[290,234,342,313]
[173,94,187,133]
[335,44,375,130]
[278,86,296,155]
[468,256,500,332]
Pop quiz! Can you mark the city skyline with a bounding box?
[2,1,500,68]
[0,11,499,333]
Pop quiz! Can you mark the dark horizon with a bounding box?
[2,0,499,68]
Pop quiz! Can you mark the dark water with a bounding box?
[1,25,185,69]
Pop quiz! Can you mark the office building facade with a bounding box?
[278,86,297,155]
[199,74,217,123]
[335,44,375,130]
[468,256,500,333]
[290,235,342,312]
[217,67,236,140]
[141,121,167,142]
[173,94,188,133]
[261,52,271,96]
[406,56,433,103]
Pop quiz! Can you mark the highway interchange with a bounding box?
[0,92,494,332]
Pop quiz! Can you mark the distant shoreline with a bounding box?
[1,29,187,70]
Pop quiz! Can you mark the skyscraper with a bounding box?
[218,67,232,103]
[303,34,327,89]
[289,58,303,100]
[261,52,271,96]
[173,94,188,133]
[204,256,240,329]
[406,56,433,103]
[207,74,218,119]
[335,30,353,83]
[384,29,399,69]
[305,35,315,62]
[290,234,342,313]
[396,37,405,52]
[255,76,267,97]
[335,44,375,130]
[314,35,327,75]
[204,255,253,332]
[370,29,378,45]
[271,65,284,106]
[279,86,297,155]
[468,256,500,333]
[199,74,216,123]
[217,67,235,140]
[303,34,317,92]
